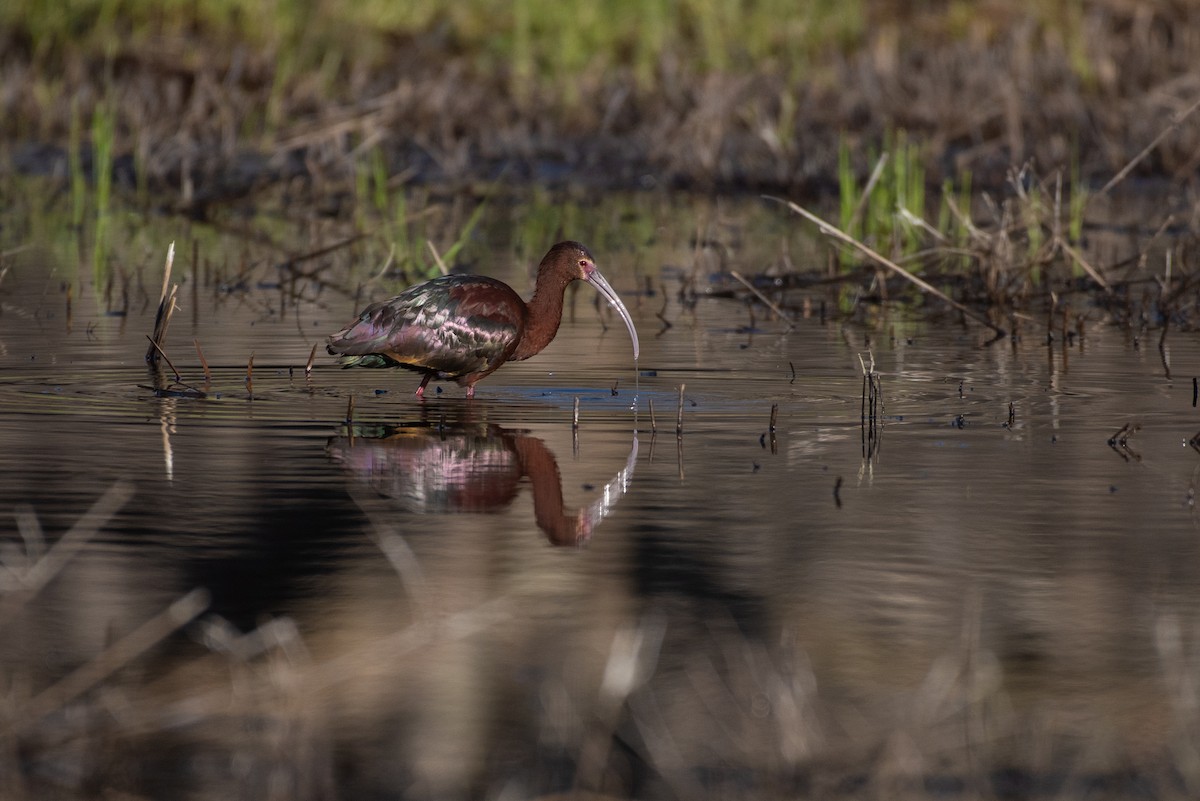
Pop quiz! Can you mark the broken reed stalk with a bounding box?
[10,588,209,736]
[858,353,882,459]
[1059,240,1112,294]
[427,240,449,275]
[145,335,182,383]
[245,352,254,395]
[573,396,580,430]
[767,197,1006,338]
[648,398,657,433]
[1108,422,1140,447]
[146,241,178,365]
[194,339,211,383]
[305,343,317,377]
[729,270,795,329]
[676,383,685,436]
[345,393,356,423]
[769,403,778,432]
[656,284,673,330]
[0,481,135,632]
[1096,95,1200,199]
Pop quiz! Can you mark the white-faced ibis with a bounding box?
[327,241,639,398]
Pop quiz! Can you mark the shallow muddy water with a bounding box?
[4,200,1200,799]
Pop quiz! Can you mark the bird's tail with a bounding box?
[330,352,401,369]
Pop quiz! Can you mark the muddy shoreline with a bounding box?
[5,4,1200,212]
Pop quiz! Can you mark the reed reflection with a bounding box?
[327,421,637,546]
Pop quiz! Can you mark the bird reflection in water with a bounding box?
[327,421,637,546]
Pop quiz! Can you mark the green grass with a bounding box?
[2,0,1100,96]
[0,0,1113,90]
[837,129,926,270]
[89,99,117,282]
[69,97,87,229]
[937,171,974,272]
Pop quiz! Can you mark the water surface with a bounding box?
[3,204,1200,799]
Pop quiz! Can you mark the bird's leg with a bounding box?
[465,384,476,400]
[415,374,432,398]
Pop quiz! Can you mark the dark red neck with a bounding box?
[510,270,573,361]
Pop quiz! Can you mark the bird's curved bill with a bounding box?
[587,269,640,360]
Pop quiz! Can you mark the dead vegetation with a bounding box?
[5,2,1200,340]
[3,2,1200,211]
[6,484,1200,799]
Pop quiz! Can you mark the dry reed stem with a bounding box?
[426,240,449,275]
[1058,240,1112,293]
[0,481,135,632]
[648,398,657,433]
[245,352,254,395]
[676,384,685,436]
[145,335,182,383]
[194,339,211,382]
[573,396,580,430]
[7,588,209,736]
[146,242,178,365]
[1096,95,1200,199]
[95,592,511,747]
[278,235,372,284]
[729,270,795,328]
[0,244,34,261]
[305,344,317,376]
[769,197,1006,337]
[349,490,429,612]
[576,615,667,793]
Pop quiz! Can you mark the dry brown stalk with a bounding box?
[1096,95,1200,199]
[426,240,449,275]
[769,196,1006,337]
[676,383,686,436]
[145,336,182,383]
[1058,240,1112,294]
[729,270,795,328]
[146,242,178,366]
[0,243,34,261]
[305,343,318,376]
[0,482,135,632]
[8,588,209,735]
[194,339,212,382]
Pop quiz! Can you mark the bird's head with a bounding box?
[541,240,597,281]
[541,241,640,360]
